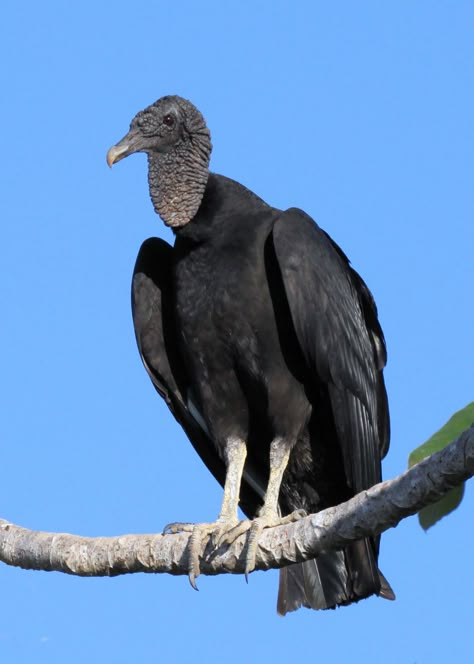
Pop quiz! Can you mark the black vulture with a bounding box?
[107,95,395,614]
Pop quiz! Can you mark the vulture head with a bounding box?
[107,95,212,228]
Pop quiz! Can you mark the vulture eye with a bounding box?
[163,114,175,127]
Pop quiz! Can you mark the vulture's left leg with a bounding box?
[219,437,305,578]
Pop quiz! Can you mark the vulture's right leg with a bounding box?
[164,437,247,589]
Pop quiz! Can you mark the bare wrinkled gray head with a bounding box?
[107,96,212,228]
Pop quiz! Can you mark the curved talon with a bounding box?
[162,520,214,586]
[245,520,264,581]
[168,518,241,589]
[162,522,195,535]
[242,510,307,581]
[188,528,202,590]
[189,573,199,591]
[188,525,209,590]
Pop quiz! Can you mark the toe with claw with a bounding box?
[219,509,306,580]
[163,518,240,590]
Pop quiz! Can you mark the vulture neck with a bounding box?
[174,173,274,245]
[147,133,211,228]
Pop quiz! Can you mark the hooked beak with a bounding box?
[106,128,144,168]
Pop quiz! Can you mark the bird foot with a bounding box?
[162,517,240,590]
[218,509,306,580]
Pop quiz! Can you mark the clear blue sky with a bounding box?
[1,2,473,662]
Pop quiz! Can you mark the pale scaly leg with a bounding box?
[220,437,305,579]
[163,437,247,589]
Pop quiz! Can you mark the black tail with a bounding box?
[276,539,395,615]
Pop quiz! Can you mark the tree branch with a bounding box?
[1,425,473,579]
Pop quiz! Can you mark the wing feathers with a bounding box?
[131,237,262,517]
[272,209,389,492]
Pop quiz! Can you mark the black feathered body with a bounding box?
[172,173,386,508]
[174,176,311,478]
[132,172,393,612]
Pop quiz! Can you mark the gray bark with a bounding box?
[1,426,472,579]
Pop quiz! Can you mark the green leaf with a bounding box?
[408,402,474,467]
[418,484,465,530]
[408,401,474,530]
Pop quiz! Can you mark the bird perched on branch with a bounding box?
[107,95,394,614]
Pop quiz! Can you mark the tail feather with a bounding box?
[378,570,396,601]
[344,538,380,599]
[277,562,309,615]
[277,538,395,615]
[277,550,348,614]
